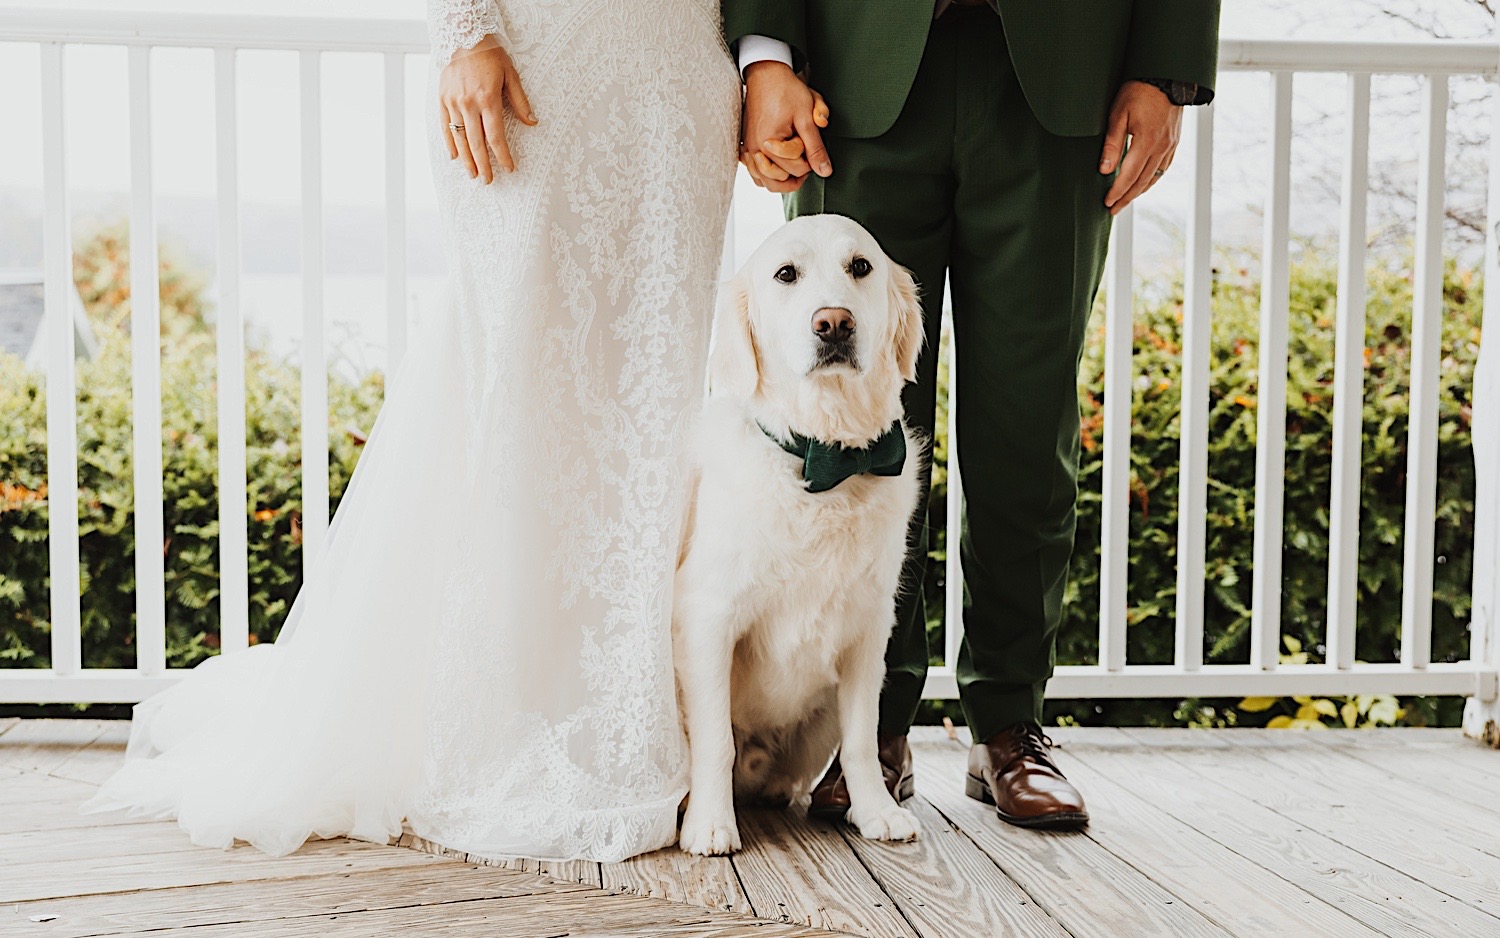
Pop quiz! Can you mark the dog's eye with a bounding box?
[849,257,872,279]
[774,265,799,284]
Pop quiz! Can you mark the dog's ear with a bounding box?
[708,273,760,398]
[888,262,924,383]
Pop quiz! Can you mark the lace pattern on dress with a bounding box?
[408,0,740,862]
[428,0,508,64]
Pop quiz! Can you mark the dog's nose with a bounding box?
[812,307,854,343]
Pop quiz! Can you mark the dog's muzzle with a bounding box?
[811,307,857,369]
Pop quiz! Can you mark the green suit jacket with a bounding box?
[722,0,1222,139]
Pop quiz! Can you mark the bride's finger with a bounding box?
[760,137,810,179]
[463,107,494,183]
[752,151,790,182]
[504,67,538,126]
[761,136,805,161]
[761,137,811,177]
[441,102,460,161]
[449,107,479,179]
[482,105,515,174]
[812,91,830,129]
[740,150,768,188]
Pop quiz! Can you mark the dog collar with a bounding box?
[758,421,906,493]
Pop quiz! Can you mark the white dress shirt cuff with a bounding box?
[737,35,794,77]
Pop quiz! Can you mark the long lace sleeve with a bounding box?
[427,0,508,65]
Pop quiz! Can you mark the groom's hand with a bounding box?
[1100,80,1183,216]
[743,61,831,193]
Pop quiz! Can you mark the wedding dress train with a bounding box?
[85,0,739,863]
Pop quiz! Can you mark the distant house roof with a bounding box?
[0,271,98,370]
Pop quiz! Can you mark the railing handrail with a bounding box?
[1218,38,1500,76]
[0,9,429,53]
[1,9,1498,75]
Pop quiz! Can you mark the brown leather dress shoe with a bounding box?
[967,723,1089,831]
[808,734,914,821]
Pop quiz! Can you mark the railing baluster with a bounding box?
[1099,206,1134,672]
[41,42,82,677]
[216,47,250,655]
[1177,103,1215,673]
[384,51,407,374]
[300,50,329,566]
[1461,67,1500,741]
[128,45,166,676]
[1251,71,1294,671]
[1402,74,1448,671]
[1328,73,1371,672]
[944,310,964,671]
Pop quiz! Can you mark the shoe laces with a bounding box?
[1013,722,1059,770]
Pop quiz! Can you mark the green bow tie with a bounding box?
[760,421,907,493]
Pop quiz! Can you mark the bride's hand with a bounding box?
[439,35,538,183]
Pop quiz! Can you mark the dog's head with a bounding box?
[709,215,923,424]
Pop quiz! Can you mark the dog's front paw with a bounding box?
[678,810,741,855]
[848,802,920,842]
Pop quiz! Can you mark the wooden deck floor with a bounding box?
[3,719,1499,937]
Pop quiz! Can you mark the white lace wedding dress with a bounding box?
[84,0,739,863]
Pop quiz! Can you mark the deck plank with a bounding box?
[539,858,604,887]
[1355,752,1500,817]
[839,789,1069,937]
[1146,727,1500,776]
[0,800,162,835]
[0,797,160,834]
[48,720,131,785]
[2,767,99,802]
[7,720,1500,938]
[1223,727,1500,804]
[731,805,918,937]
[1108,729,1500,932]
[2,835,453,903]
[6,863,593,938]
[1025,733,1387,937]
[0,770,158,834]
[17,891,849,938]
[395,830,603,887]
[0,718,110,774]
[602,845,752,915]
[916,742,1233,938]
[0,819,216,865]
[1261,727,1496,756]
[1180,731,1500,915]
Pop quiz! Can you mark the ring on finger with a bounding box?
[449,122,465,132]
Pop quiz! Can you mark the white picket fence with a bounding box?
[1,10,1497,738]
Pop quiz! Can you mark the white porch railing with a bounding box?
[1,10,1497,733]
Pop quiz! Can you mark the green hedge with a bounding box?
[0,226,384,668]
[919,255,1479,728]
[0,228,1482,727]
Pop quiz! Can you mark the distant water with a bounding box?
[231,176,779,380]
[232,274,449,379]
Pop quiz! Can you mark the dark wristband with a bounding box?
[1137,78,1206,107]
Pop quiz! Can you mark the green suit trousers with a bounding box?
[786,8,1113,740]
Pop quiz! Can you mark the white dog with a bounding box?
[674,214,926,856]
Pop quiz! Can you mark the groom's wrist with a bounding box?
[745,60,797,86]
[737,35,795,79]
